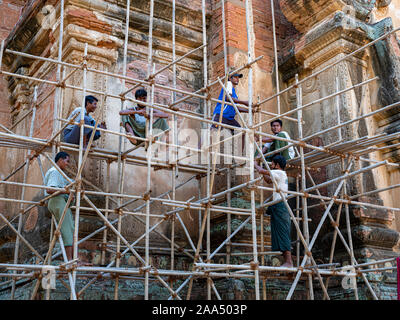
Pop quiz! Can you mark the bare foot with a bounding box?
[127,133,137,145]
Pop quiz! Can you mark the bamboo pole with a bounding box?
[1,2,400,302]
[10,85,39,299]
[295,74,314,299]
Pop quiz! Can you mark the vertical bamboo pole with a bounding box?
[71,43,88,298]
[101,161,111,265]
[343,163,359,300]
[296,175,300,267]
[244,0,260,300]
[296,74,314,300]
[114,0,131,299]
[52,0,65,157]
[170,0,177,285]
[226,167,232,264]
[144,0,155,300]
[295,74,313,299]
[270,0,280,115]
[10,86,38,299]
[185,0,210,300]
[0,40,4,72]
[220,0,232,268]
[258,105,266,300]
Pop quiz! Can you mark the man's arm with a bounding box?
[254,162,273,184]
[152,110,169,119]
[46,187,69,195]
[119,108,142,116]
[232,98,250,113]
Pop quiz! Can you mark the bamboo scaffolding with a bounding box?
[0,0,399,302]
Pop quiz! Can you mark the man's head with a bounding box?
[271,119,283,134]
[135,88,147,108]
[228,67,243,86]
[85,95,98,113]
[271,155,286,171]
[55,152,70,170]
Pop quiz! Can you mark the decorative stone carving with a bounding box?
[279,0,400,295]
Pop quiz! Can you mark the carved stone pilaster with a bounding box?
[9,67,32,122]
[280,0,399,299]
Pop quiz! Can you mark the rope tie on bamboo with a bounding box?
[256,207,264,217]
[247,183,257,191]
[56,81,66,89]
[163,213,173,221]
[298,141,307,148]
[330,221,339,228]
[201,201,212,209]
[147,134,156,144]
[250,261,259,270]
[152,268,159,277]
[343,194,352,205]
[139,266,151,275]
[143,191,151,201]
[82,59,88,69]
[169,105,179,112]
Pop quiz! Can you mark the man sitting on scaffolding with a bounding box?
[120,88,169,146]
[63,95,107,148]
[255,119,295,161]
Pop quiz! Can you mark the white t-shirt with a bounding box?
[270,170,288,202]
[222,81,234,113]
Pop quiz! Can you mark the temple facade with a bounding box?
[0,0,399,299]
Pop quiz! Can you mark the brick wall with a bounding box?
[210,0,298,73]
[209,0,299,104]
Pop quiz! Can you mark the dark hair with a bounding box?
[135,88,147,99]
[271,119,282,127]
[272,155,286,170]
[55,151,70,163]
[85,95,98,106]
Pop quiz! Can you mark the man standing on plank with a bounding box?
[254,155,293,268]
